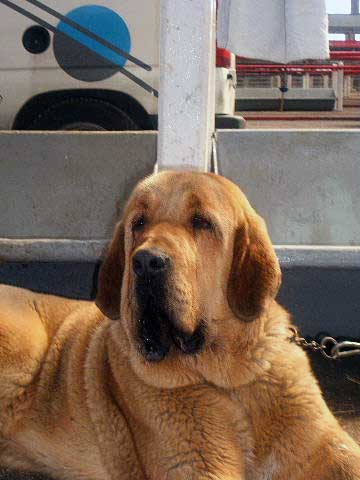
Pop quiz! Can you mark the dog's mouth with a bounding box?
[135,281,205,362]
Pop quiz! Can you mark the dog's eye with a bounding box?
[191,215,213,231]
[132,216,147,232]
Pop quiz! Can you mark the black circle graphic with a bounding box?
[23,25,51,54]
[53,32,118,82]
[52,5,131,82]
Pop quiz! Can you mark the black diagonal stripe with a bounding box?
[25,0,152,71]
[0,0,158,97]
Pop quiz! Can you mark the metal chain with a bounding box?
[289,327,360,360]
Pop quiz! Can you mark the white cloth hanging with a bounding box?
[217,0,329,63]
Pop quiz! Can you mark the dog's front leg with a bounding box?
[142,389,245,480]
[299,435,360,480]
[145,429,245,480]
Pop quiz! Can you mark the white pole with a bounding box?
[344,76,351,97]
[337,62,344,112]
[287,74,292,89]
[332,64,338,110]
[304,72,310,89]
[157,0,216,172]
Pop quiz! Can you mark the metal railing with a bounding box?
[236,63,360,110]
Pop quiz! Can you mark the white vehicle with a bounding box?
[0,0,238,130]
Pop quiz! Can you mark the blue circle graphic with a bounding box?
[57,5,131,68]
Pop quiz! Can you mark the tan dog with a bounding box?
[0,171,359,480]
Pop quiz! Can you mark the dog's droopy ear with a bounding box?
[228,213,281,321]
[95,222,125,320]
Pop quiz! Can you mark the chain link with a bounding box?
[289,327,360,360]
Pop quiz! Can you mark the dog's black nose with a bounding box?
[133,250,170,277]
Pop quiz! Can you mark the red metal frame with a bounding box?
[329,40,360,50]
[330,51,360,60]
[236,64,360,75]
[236,64,343,70]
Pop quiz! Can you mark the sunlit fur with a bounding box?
[0,171,359,480]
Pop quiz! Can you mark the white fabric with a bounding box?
[217,0,329,63]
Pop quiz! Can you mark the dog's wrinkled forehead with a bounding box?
[126,171,245,224]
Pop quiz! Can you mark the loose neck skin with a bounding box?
[108,299,292,391]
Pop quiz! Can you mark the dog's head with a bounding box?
[96,171,281,386]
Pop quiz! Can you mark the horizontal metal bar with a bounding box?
[329,40,360,48]
[276,246,360,269]
[236,64,345,70]
[0,239,107,263]
[0,240,359,267]
[328,14,360,34]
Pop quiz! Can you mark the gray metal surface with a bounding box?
[235,88,336,111]
[277,246,360,268]
[236,88,335,100]
[1,130,359,259]
[1,240,359,267]
[217,129,360,245]
[0,131,156,239]
[328,13,360,34]
[0,239,106,262]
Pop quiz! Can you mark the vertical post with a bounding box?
[344,76,351,97]
[323,74,329,88]
[304,72,310,89]
[287,74,292,88]
[157,0,216,172]
[347,0,359,40]
[337,62,344,111]
[350,76,354,95]
[332,64,338,109]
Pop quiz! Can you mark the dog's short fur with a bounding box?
[0,171,359,480]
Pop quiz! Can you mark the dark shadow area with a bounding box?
[0,261,99,300]
[278,266,360,338]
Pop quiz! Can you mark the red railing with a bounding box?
[330,51,360,60]
[236,64,360,76]
[329,40,360,50]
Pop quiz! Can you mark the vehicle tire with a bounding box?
[27,97,139,131]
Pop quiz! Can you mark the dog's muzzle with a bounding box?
[133,249,205,362]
